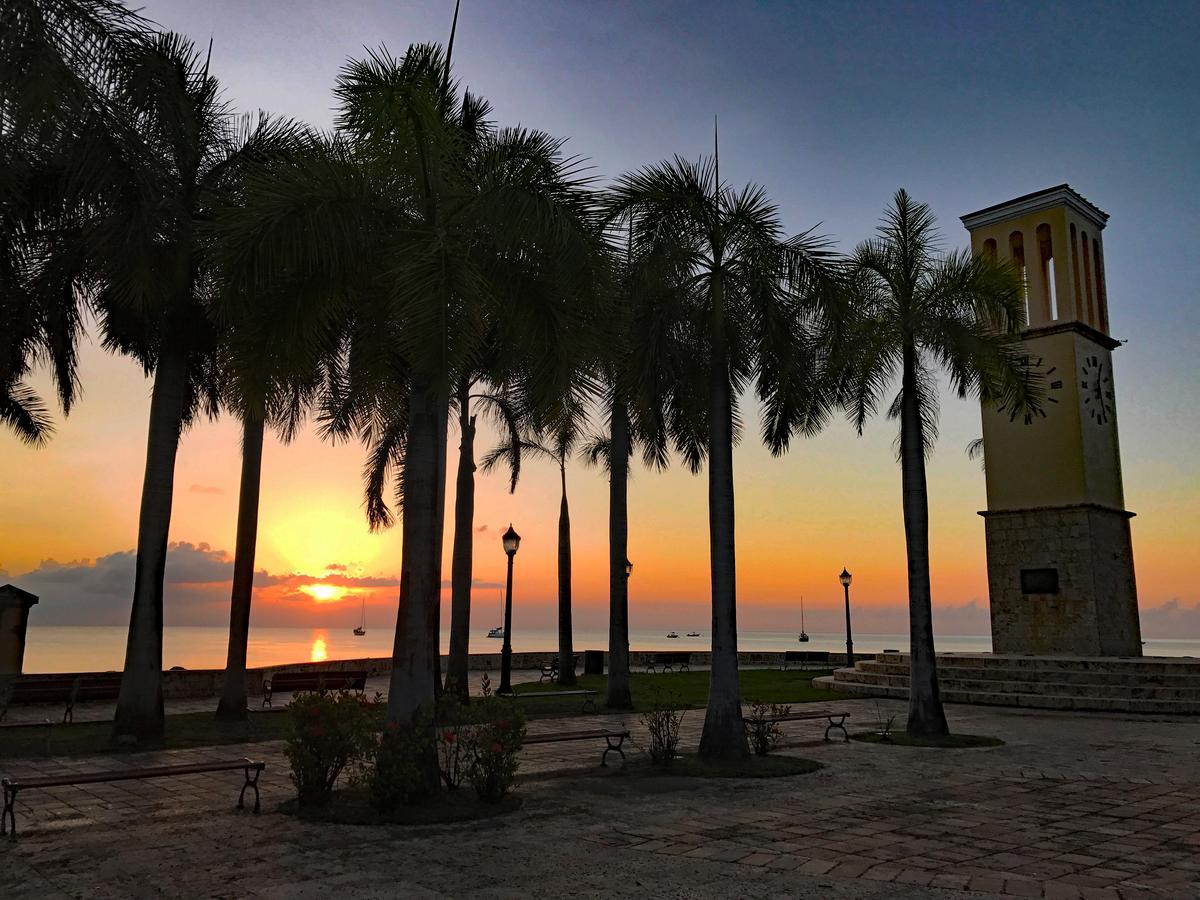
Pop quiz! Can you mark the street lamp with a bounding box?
[498,524,521,695]
[624,559,633,578]
[839,567,854,669]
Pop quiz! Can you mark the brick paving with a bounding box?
[1,696,1198,898]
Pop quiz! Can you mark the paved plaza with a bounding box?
[1,692,1199,898]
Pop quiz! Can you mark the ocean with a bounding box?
[18,625,1200,673]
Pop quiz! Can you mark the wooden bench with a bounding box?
[0,674,123,724]
[645,652,690,673]
[743,708,851,743]
[781,650,831,671]
[538,655,580,683]
[1,758,265,838]
[524,728,630,767]
[261,670,368,707]
[514,689,597,713]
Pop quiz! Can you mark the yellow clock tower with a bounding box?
[962,185,1142,657]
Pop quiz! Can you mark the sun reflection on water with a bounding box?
[310,633,328,662]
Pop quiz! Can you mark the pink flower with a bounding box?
[442,731,456,744]
[490,742,503,754]
[309,725,324,738]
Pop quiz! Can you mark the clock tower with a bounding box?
[962,185,1142,657]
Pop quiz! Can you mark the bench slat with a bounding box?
[524,729,628,744]
[4,758,264,790]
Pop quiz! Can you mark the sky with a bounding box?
[2,0,1198,640]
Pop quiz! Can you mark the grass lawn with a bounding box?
[851,731,1004,749]
[513,669,839,715]
[0,709,296,759]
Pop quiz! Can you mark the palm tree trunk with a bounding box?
[216,412,265,722]
[446,381,475,700]
[605,395,632,708]
[556,462,575,685]
[386,378,448,788]
[112,343,189,742]
[699,340,749,760]
[900,343,949,737]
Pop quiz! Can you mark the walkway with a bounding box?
[1,699,1198,898]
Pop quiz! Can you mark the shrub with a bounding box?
[370,720,438,810]
[284,690,376,807]
[464,697,525,803]
[640,691,684,765]
[745,701,790,756]
[435,695,469,791]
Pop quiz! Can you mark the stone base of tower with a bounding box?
[981,503,1142,657]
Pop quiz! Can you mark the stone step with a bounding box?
[813,673,1200,715]
[835,668,1200,700]
[852,660,1200,688]
[870,652,1200,676]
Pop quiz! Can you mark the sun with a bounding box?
[300,584,346,604]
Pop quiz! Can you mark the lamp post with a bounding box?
[839,567,854,669]
[498,524,521,696]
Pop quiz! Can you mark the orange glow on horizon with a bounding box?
[310,635,328,662]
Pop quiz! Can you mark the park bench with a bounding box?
[780,650,831,671]
[261,670,368,707]
[523,728,630,767]
[514,688,597,713]
[0,673,123,724]
[538,654,580,683]
[743,708,851,743]
[645,652,691,673]
[1,757,266,838]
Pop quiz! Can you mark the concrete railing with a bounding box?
[19,649,862,700]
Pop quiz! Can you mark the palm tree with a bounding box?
[218,45,599,784]
[483,412,583,686]
[208,120,334,721]
[842,189,1036,737]
[1,0,146,444]
[608,151,843,759]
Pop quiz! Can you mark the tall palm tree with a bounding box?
[842,189,1036,737]
[608,152,843,759]
[20,29,244,741]
[483,412,583,686]
[218,45,598,784]
[208,120,336,720]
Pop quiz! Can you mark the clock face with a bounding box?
[997,355,1064,425]
[1080,355,1114,425]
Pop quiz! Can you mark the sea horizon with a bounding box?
[18,624,1200,674]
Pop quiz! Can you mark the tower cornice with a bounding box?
[961,184,1109,232]
[1019,319,1121,350]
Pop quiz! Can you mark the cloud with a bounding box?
[188,483,223,495]
[8,542,407,626]
[474,524,489,534]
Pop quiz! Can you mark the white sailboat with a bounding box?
[798,595,809,643]
[353,597,366,636]
[487,589,505,638]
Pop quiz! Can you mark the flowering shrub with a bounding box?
[464,697,525,802]
[370,720,438,810]
[434,695,469,790]
[284,690,376,807]
[746,701,791,756]
[640,690,684,765]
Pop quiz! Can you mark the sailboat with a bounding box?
[487,589,505,638]
[798,595,809,643]
[353,598,366,636]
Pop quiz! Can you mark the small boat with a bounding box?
[666,631,680,639]
[353,598,366,636]
[487,626,505,639]
[686,631,700,637]
[798,595,809,643]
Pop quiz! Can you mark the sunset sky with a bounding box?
[2,1,1197,640]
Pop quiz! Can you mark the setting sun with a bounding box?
[300,584,347,604]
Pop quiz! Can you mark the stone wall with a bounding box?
[982,503,1141,656]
